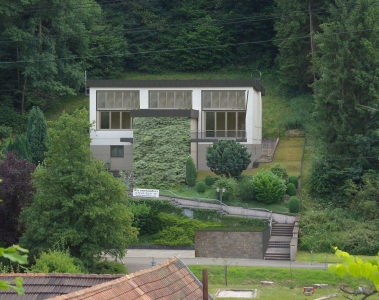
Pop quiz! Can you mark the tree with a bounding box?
[206,140,251,178]
[329,247,379,299]
[310,0,379,199]
[26,107,48,165]
[252,170,286,204]
[186,156,197,187]
[4,134,31,161]
[0,152,35,245]
[20,109,138,266]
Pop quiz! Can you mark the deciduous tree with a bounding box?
[20,109,137,266]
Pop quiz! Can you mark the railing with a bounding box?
[191,130,247,139]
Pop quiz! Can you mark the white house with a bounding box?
[87,79,264,171]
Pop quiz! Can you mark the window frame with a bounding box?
[149,90,192,109]
[110,145,124,158]
[202,90,246,110]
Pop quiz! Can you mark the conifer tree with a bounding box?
[186,156,197,187]
[26,107,48,165]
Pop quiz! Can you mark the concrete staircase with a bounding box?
[264,223,294,260]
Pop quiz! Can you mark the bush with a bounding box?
[252,170,286,204]
[270,163,288,182]
[213,177,238,201]
[238,177,255,201]
[30,250,82,273]
[90,260,128,274]
[286,183,297,196]
[196,181,206,193]
[288,196,299,213]
[204,175,214,186]
[288,175,298,188]
[186,156,197,187]
[0,126,11,140]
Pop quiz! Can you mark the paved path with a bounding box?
[122,249,327,273]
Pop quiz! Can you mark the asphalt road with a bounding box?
[121,249,327,273]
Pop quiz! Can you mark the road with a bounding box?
[121,249,327,273]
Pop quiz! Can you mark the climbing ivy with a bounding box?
[133,117,190,188]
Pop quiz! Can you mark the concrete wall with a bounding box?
[90,144,133,171]
[195,227,270,259]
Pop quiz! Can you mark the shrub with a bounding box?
[286,183,297,196]
[288,175,298,188]
[196,181,206,193]
[213,177,238,201]
[186,156,197,187]
[90,260,128,274]
[270,163,288,182]
[252,170,286,204]
[288,196,299,213]
[30,250,81,273]
[204,175,214,186]
[238,177,255,201]
[0,126,11,140]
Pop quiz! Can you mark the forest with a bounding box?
[1,0,379,256]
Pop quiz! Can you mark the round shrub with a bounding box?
[30,250,82,273]
[238,177,255,201]
[90,260,128,274]
[196,181,206,193]
[204,175,214,186]
[270,163,288,182]
[288,196,299,213]
[213,177,238,201]
[288,175,298,188]
[286,183,297,196]
[252,170,286,204]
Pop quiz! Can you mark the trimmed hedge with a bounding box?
[288,196,299,213]
[286,183,297,196]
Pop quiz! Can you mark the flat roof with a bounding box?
[86,79,265,95]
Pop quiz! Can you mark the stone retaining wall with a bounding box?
[195,227,270,259]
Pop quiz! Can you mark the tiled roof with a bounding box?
[0,273,123,300]
[51,257,212,300]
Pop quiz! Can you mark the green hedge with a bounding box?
[133,117,190,188]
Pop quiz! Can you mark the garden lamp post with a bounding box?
[216,187,226,205]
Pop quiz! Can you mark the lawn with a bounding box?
[189,265,372,300]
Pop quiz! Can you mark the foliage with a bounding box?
[310,0,379,199]
[329,247,379,299]
[213,177,238,202]
[206,140,251,178]
[196,181,206,193]
[270,163,288,182]
[129,199,183,235]
[20,109,138,266]
[252,170,286,204]
[133,117,190,188]
[0,245,28,295]
[204,175,214,186]
[153,213,218,246]
[220,216,267,228]
[288,196,299,213]
[30,249,81,273]
[27,107,48,165]
[238,177,255,201]
[286,183,296,196]
[299,208,379,254]
[89,260,128,275]
[0,152,35,245]
[185,156,197,187]
[4,134,31,161]
[288,175,298,188]
[0,126,11,140]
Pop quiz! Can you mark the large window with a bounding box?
[202,90,245,110]
[97,91,139,130]
[205,111,246,138]
[149,91,192,109]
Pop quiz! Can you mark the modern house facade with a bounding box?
[87,79,264,172]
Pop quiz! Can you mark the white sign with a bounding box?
[133,188,160,198]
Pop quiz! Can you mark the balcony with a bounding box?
[190,130,247,142]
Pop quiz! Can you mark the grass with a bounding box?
[296,251,377,264]
[45,94,89,121]
[189,265,372,300]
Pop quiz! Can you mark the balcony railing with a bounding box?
[191,130,246,140]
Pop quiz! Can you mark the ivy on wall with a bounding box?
[133,117,190,188]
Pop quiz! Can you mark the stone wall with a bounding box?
[195,227,270,259]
